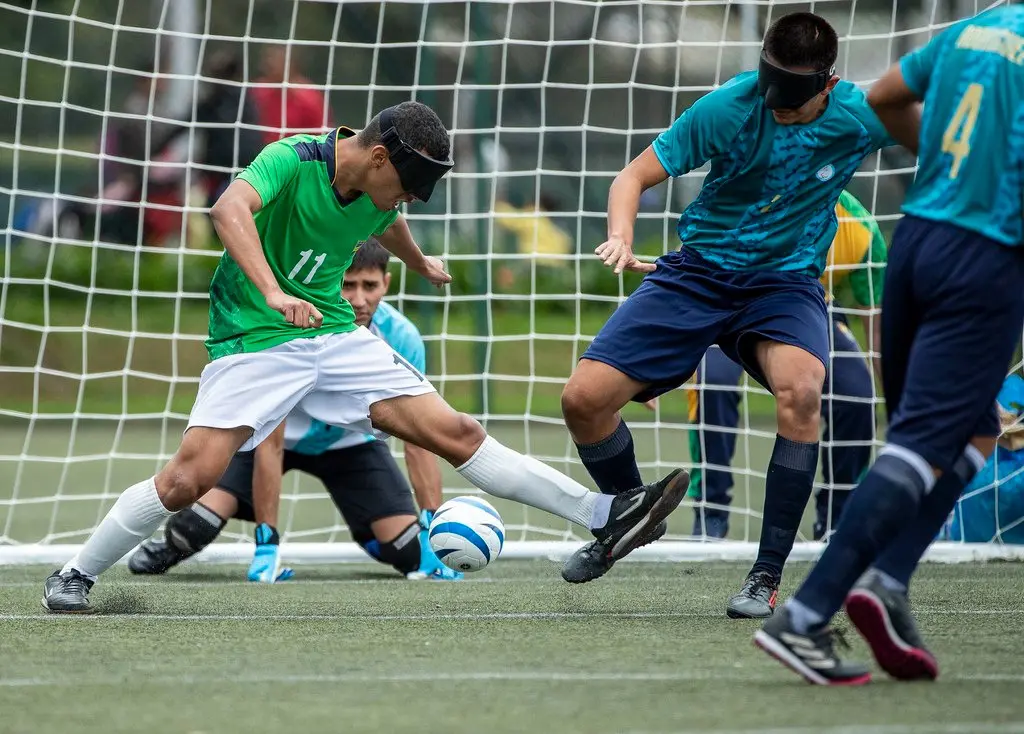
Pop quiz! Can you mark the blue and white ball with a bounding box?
[428,496,505,572]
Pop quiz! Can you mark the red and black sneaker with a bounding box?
[727,571,780,619]
[755,606,872,686]
[845,570,938,681]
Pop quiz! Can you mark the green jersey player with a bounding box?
[43,101,687,613]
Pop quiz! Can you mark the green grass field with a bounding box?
[0,561,1022,734]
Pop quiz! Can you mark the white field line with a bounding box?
[1,607,1022,621]
[628,725,1024,734]
[0,671,1022,690]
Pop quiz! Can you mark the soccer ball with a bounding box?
[428,496,505,572]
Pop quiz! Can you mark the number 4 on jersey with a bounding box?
[941,83,983,180]
[288,249,327,284]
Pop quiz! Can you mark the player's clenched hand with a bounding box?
[595,236,656,275]
[266,290,323,328]
[417,255,452,288]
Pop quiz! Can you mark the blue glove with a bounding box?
[247,523,295,583]
[407,510,463,581]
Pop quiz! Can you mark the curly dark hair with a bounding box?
[764,12,838,72]
[358,101,451,162]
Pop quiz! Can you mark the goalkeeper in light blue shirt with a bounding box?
[558,12,893,618]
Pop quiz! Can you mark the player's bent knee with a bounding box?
[432,412,486,465]
[155,462,217,512]
[776,380,823,424]
[560,384,605,427]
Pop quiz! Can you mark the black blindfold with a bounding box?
[379,106,454,203]
[757,52,834,111]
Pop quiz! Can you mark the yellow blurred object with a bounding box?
[494,201,572,266]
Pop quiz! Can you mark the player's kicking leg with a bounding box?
[368,391,688,578]
[127,490,232,575]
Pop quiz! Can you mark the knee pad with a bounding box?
[373,521,423,575]
[165,503,226,557]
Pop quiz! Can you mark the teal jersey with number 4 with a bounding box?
[900,6,1024,246]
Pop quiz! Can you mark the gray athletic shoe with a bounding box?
[561,469,688,584]
[42,569,95,614]
[845,570,938,681]
[755,606,872,686]
[726,570,780,619]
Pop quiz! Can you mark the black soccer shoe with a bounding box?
[845,570,938,681]
[42,569,95,614]
[726,570,780,619]
[128,539,184,576]
[754,606,872,686]
[561,469,688,584]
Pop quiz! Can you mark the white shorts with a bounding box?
[187,327,436,451]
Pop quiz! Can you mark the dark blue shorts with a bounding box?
[882,216,1024,471]
[583,248,829,402]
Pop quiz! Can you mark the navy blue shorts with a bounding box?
[882,216,1024,471]
[583,248,829,402]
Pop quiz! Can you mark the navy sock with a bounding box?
[575,419,643,495]
[873,448,983,587]
[751,436,818,578]
[794,449,933,621]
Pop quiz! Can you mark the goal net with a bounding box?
[2,0,1021,566]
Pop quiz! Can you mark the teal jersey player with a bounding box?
[653,73,892,275]
[899,6,1024,246]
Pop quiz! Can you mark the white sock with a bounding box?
[457,436,601,527]
[62,477,174,581]
[785,599,825,634]
[874,569,908,594]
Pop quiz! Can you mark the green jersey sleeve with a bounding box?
[236,142,301,207]
[373,210,399,236]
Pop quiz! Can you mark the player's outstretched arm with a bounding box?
[404,442,443,513]
[210,180,324,328]
[868,63,923,155]
[377,215,452,288]
[598,147,670,275]
[247,422,293,583]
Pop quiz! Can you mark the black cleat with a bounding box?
[845,570,938,681]
[561,469,687,584]
[727,570,780,619]
[128,539,185,575]
[754,606,872,686]
[42,569,95,614]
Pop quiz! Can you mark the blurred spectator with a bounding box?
[189,50,263,207]
[494,194,573,291]
[251,45,329,143]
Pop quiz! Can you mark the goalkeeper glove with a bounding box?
[410,510,463,581]
[247,523,295,583]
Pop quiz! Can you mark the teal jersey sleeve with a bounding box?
[652,75,750,177]
[899,24,962,98]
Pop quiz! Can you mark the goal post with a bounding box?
[2,0,1022,566]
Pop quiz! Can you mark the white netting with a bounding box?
[1,0,1021,564]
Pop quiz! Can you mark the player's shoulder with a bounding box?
[371,301,424,351]
[273,130,335,164]
[828,81,888,138]
[696,71,761,114]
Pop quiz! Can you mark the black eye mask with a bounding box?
[757,51,834,111]
[378,106,454,203]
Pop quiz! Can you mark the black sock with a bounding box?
[575,419,643,494]
[165,503,226,559]
[794,451,929,620]
[751,436,818,578]
[874,449,981,587]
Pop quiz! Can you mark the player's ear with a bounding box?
[824,75,840,95]
[382,270,392,294]
[370,144,389,169]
